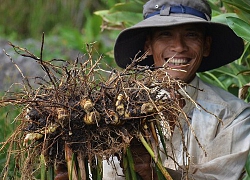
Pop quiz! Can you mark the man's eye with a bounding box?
[159,32,171,36]
[187,32,199,37]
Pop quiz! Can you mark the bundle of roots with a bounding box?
[0,40,198,180]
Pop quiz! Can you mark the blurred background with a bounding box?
[0,0,250,178]
[0,0,124,92]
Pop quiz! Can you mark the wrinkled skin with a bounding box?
[145,24,212,83]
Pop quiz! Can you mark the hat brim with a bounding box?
[114,14,244,72]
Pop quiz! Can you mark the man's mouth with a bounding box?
[165,58,189,66]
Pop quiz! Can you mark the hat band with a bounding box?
[145,5,208,21]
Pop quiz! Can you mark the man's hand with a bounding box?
[130,139,183,180]
[166,168,183,180]
[130,139,158,180]
[54,163,69,180]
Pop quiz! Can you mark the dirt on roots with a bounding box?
[0,41,201,179]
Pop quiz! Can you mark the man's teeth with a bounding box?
[167,58,188,65]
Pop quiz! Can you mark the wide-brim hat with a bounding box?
[114,0,244,72]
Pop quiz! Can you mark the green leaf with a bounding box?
[212,13,238,24]
[40,154,47,180]
[222,0,250,23]
[229,63,250,87]
[226,17,250,42]
[241,0,250,6]
[222,0,250,13]
[126,147,138,180]
[244,153,250,180]
[110,2,143,13]
[201,71,227,89]
[208,0,223,16]
[94,10,142,27]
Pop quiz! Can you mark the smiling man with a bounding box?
[112,0,250,179]
[145,24,211,82]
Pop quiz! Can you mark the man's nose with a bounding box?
[170,36,188,52]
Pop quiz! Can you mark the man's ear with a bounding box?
[144,37,153,55]
[203,36,212,57]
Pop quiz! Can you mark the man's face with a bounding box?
[145,24,212,82]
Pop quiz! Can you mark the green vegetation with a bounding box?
[0,0,128,66]
[0,0,249,179]
[0,104,21,178]
[0,0,125,176]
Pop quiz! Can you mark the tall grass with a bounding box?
[0,0,105,40]
[0,104,21,178]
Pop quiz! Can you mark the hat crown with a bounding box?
[143,0,211,20]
